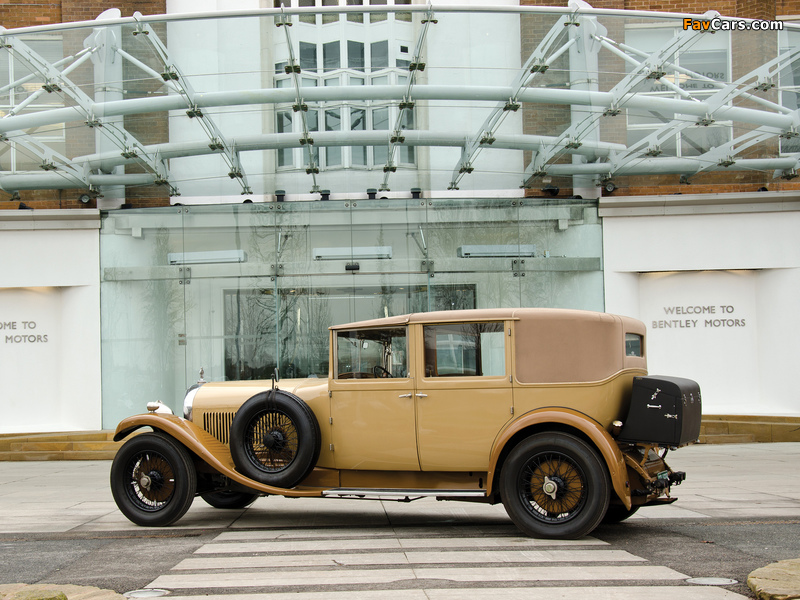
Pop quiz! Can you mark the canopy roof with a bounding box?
[0,3,798,203]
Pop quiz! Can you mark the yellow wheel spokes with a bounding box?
[528,454,585,516]
[132,453,175,505]
[249,410,299,471]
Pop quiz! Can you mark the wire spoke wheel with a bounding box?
[522,452,586,522]
[245,409,299,473]
[125,451,176,511]
[230,391,321,488]
[500,432,609,539]
[110,432,196,527]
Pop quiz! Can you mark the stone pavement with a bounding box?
[0,585,123,600]
[0,443,799,599]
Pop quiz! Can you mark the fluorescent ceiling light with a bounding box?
[457,244,536,258]
[168,250,247,265]
[313,246,393,260]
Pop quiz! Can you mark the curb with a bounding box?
[0,585,124,600]
[748,558,800,600]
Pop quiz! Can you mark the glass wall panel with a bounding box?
[100,197,603,427]
[100,207,189,425]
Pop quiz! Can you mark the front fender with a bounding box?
[114,413,322,498]
[487,408,631,510]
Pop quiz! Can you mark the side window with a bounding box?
[424,322,505,377]
[336,326,407,379]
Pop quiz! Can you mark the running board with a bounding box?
[322,488,486,499]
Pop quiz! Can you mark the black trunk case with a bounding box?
[617,375,702,447]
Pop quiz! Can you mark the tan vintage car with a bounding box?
[111,308,701,539]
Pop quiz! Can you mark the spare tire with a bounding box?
[229,390,321,488]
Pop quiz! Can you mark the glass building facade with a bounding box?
[100,197,602,426]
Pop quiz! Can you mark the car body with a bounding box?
[111,308,701,539]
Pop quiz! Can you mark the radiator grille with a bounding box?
[202,411,236,445]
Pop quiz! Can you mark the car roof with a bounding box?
[329,308,621,330]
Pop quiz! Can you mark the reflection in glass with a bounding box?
[325,108,342,166]
[350,107,367,165]
[323,40,340,71]
[347,40,364,71]
[336,326,407,378]
[423,322,505,377]
[371,40,389,70]
[276,110,293,167]
[299,41,317,71]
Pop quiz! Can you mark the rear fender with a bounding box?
[114,413,322,498]
[488,408,631,510]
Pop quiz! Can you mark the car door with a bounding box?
[414,320,514,471]
[328,324,420,470]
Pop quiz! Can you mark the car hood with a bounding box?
[194,377,328,409]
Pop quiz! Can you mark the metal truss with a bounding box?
[377,7,437,193]
[0,5,799,197]
[0,29,177,195]
[606,44,800,180]
[448,13,575,190]
[522,14,713,183]
[126,13,251,195]
[275,9,320,192]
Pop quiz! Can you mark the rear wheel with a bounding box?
[200,490,259,509]
[500,432,609,539]
[602,504,639,524]
[110,432,196,527]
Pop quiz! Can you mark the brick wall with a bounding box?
[0,0,167,209]
[777,0,800,15]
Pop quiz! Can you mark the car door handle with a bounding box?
[415,393,427,398]
[398,393,412,398]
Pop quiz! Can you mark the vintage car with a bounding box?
[110,308,701,539]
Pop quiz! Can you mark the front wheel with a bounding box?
[500,432,609,539]
[201,491,259,509]
[110,432,196,526]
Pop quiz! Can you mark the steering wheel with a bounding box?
[372,365,393,378]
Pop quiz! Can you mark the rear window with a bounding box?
[625,333,643,357]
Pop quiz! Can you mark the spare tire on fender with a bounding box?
[229,390,321,488]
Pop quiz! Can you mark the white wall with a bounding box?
[0,211,102,433]
[602,194,800,416]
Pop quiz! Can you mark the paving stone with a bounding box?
[748,558,800,600]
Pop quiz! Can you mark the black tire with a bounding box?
[110,432,196,527]
[500,432,610,540]
[229,390,321,488]
[602,504,639,524]
[200,490,259,509]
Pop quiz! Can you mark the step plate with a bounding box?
[323,488,486,499]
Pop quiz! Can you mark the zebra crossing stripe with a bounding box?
[160,588,750,600]
[174,548,644,570]
[193,536,606,554]
[149,565,687,589]
[212,526,565,541]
